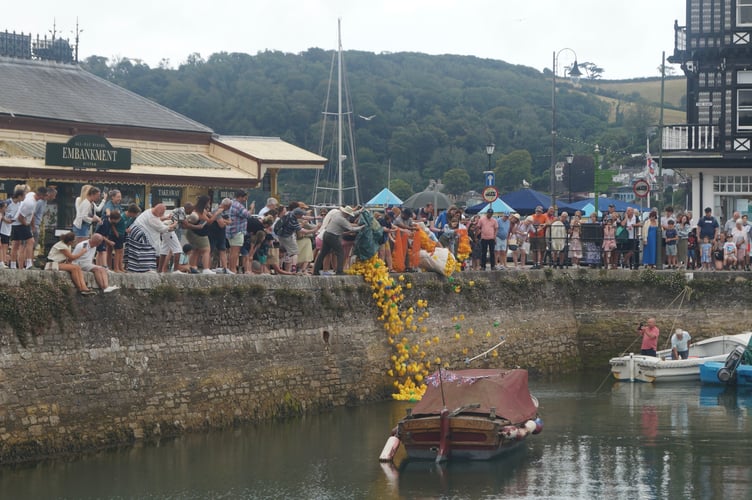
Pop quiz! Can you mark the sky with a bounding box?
[4,0,686,80]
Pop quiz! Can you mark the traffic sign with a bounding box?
[633,179,650,198]
[482,185,499,203]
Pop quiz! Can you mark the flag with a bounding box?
[646,155,657,184]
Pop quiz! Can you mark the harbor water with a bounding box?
[1,374,751,499]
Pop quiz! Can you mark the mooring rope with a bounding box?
[464,337,506,365]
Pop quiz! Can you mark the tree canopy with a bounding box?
[81,50,678,203]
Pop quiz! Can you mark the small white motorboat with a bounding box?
[609,332,752,383]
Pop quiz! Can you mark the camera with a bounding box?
[638,322,644,330]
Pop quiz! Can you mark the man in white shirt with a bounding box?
[72,234,119,293]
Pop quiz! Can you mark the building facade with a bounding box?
[666,0,752,222]
[0,52,325,246]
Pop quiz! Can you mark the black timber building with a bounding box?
[666,0,752,221]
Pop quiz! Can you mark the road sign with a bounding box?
[633,178,650,198]
[482,185,499,203]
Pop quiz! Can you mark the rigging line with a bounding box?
[465,338,506,365]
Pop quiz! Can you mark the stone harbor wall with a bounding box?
[0,269,750,463]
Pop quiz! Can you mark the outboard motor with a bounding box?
[718,346,746,383]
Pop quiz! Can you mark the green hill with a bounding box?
[82,52,689,201]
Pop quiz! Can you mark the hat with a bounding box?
[341,206,356,217]
[510,213,520,220]
[292,208,306,217]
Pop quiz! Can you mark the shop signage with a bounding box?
[46,135,131,170]
[152,187,182,199]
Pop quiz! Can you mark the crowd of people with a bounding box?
[2,183,750,295]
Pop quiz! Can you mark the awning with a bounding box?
[0,132,326,188]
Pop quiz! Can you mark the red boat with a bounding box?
[380,369,542,462]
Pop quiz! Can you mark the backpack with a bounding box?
[273,217,284,235]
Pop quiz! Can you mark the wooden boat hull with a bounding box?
[397,414,529,461]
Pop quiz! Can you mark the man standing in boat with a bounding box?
[670,329,691,360]
[639,318,660,357]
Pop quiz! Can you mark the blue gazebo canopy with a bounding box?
[365,187,403,207]
[464,198,515,214]
[499,188,576,215]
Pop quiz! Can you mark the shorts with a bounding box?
[160,231,183,255]
[73,222,91,238]
[530,236,545,252]
[495,237,507,251]
[209,233,227,251]
[267,247,279,266]
[0,234,9,244]
[278,235,299,257]
[521,241,530,253]
[76,261,97,272]
[665,244,677,256]
[227,232,244,247]
[186,230,210,250]
[11,224,32,241]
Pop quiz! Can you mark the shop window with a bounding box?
[739,0,752,26]
[738,89,752,130]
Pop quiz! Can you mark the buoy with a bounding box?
[524,420,537,434]
[533,417,544,434]
[379,436,401,462]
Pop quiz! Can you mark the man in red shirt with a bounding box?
[530,205,549,269]
[477,209,499,270]
[639,317,660,357]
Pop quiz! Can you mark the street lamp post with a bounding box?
[566,152,574,202]
[593,144,600,216]
[551,49,582,208]
[486,143,495,171]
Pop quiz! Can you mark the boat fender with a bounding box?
[533,417,544,434]
[524,420,537,434]
[501,426,527,440]
[378,436,401,462]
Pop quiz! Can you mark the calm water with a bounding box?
[2,374,751,499]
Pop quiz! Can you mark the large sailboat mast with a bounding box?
[313,19,360,208]
[337,18,343,207]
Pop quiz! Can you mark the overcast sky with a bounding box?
[5,0,686,80]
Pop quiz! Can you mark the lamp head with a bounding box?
[566,152,574,165]
[568,59,583,81]
[486,143,496,156]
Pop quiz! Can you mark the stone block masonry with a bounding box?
[0,268,749,463]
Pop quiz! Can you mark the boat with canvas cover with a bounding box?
[609,332,752,383]
[379,369,542,463]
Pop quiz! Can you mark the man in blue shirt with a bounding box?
[494,212,510,269]
[698,207,719,243]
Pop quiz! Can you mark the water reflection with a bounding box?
[1,375,751,499]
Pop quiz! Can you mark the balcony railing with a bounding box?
[662,124,718,151]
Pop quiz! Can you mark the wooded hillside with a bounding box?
[82,51,685,202]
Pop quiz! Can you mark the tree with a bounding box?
[442,168,471,196]
[497,150,533,192]
[389,179,413,201]
[577,62,605,80]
